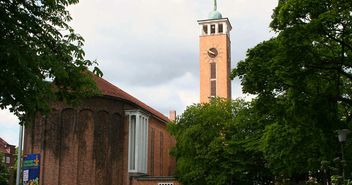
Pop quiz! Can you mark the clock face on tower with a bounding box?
[207,48,218,58]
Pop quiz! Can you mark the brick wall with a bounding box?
[24,96,177,185]
[148,117,176,177]
[199,33,231,103]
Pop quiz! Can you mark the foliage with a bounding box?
[232,0,352,181]
[0,0,102,124]
[0,153,9,185]
[168,98,273,185]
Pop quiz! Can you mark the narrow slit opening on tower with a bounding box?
[210,63,216,79]
[218,23,223,33]
[211,80,216,97]
[210,24,216,34]
[203,25,208,34]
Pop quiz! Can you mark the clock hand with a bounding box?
[208,50,215,55]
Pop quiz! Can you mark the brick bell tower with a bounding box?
[198,0,232,103]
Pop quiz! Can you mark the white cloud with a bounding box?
[0,109,20,145]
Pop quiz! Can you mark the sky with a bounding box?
[0,0,278,146]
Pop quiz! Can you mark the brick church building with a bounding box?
[24,76,178,185]
[0,137,16,170]
[0,137,16,185]
[23,0,232,184]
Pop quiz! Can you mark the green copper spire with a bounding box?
[209,0,222,19]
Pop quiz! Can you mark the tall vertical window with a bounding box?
[210,63,216,97]
[129,115,136,170]
[150,128,155,175]
[211,80,216,97]
[210,24,216,34]
[218,23,223,33]
[203,25,208,35]
[126,110,149,174]
[160,132,164,175]
[210,63,216,79]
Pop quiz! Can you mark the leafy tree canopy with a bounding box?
[168,99,273,185]
[232,0,352,179]
[0,0,102,124]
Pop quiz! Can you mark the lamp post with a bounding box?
[337,129,350,181]
[15,124,23,185]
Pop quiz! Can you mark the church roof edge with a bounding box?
[93,75,170,123]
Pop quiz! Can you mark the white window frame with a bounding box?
[126,110,149,174]
[198,19,231,36]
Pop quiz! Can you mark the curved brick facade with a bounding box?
[24,78,176,185]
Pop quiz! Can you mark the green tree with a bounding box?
[0,0,102,124]
[0,153,9,185]
[232,0,352,181]
[168,99,273,185]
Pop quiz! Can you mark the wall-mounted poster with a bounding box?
[23,154,40,185]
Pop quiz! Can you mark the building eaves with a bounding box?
[93,75,170,123]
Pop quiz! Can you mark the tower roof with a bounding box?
[208,0,222,19]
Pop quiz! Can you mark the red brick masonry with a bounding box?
[24,77,177,185]
[0,137,16,168]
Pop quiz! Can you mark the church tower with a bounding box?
[198,0,232,103]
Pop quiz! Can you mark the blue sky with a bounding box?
[0,0,278,146]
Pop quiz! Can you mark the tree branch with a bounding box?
[325,32,352,51]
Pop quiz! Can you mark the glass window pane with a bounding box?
[203,25,208,34]
[210,63,216,79]
[211,81,216,96]
[210,24,215,34]
[130,115,136,170]
[218,24,223,33]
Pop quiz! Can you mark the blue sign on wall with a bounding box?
[23,154,40,185]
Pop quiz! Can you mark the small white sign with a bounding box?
[23,170,29,182]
